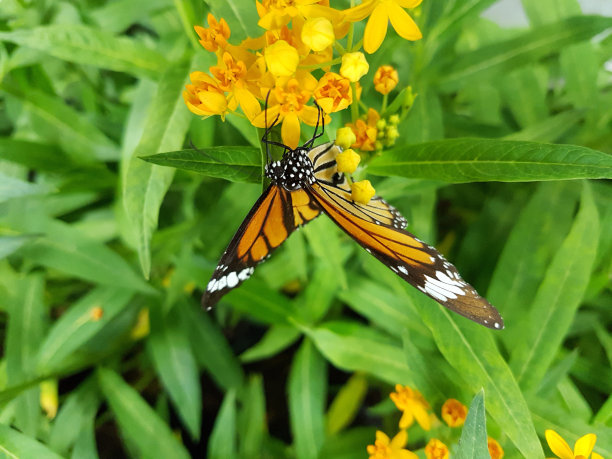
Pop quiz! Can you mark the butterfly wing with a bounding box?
[307,143,503,329]
[202,184,321,308]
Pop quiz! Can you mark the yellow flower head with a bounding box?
[194,14,230,52]
[390,384,431,431]
[545,430,603,459]
[441,398,467,428]
[183,71,234,119]
[314,72,352,113]
[344,0,423,54]
[301,16,335,51]
[265,39,300,77]
[346,108,380,151]
[487,437,504,459]
[340,52,369,82]
[336,126,357,149]
[425,438,449,459]
[374,64,399,94]
[352,179,375,204]
[366,430,418,459]
[257,0,321,30]
[336,148,360,173]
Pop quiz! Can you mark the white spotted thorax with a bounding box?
[264,148,316,190]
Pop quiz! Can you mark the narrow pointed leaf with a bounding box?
[456,390,489,459]
[208,390,238,459]
[0,424,63,459]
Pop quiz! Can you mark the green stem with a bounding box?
[350,82,360,122]
[298,56,343,71]
[381,93,388,113]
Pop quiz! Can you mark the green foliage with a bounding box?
[0,0,610,458]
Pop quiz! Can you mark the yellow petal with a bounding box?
[592,453,604,459]
[343,0,376,22]
[397,0,423,8]
[375,430,391,446]
[412,401,431,431]
[235,86,261,120]
[545,430,574,459]
[363,4,388,54]
[390,429,408,449]
[282,112,301,149]
[387,2,422,41]
[573,433,596,457]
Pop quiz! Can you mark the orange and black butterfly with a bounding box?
[202,112,504,330]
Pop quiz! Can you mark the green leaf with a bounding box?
[325,373,368,435]
[2,84,119,162]
[147,304,202,440]
[307,322,412,385]
[96,367,190,459]
[240,324,301,363]
[456,390,489,459]
[409,288,544,458]
[401,333,448,405]
[179,300,244,390]
[368,138,612,183]
[227,279,299,325]
[289,338,326,459]
[208,389,238,459]
[238,375,266,458]
[0,424,64,459]
[37,287,133,373]
[140,146,261,183]
[207,0,262,41]
[0,173,53,202]
[122,59,193,278]
[0,139,64,171]
[435,16,612,91]
[0,25,167,78]
[503,111,584,142]
[511,182,600,391]
[318,427,377,459]
[0,234,37,260]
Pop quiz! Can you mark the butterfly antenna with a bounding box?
[304,100,325,148]
[261,90,290,156]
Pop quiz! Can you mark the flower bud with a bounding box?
[340,52,369,82]
[301,17,335,52]
[265,40,299,77]
[336,148,361,173]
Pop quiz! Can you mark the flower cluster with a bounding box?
[367,385,505,459]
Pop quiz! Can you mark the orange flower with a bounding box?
[424,438,449,459]
[346,108,380,151]
[487,437,504,459]
[390,384,431,431]
[210,52,262,120]
[194,14,230,52]
[441,399,467,427]
[367,430,418,459]
[183,71,235,119]
[314,72,352,113]
[374,65,399,94]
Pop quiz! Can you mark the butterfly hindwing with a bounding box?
[202,184,321,308]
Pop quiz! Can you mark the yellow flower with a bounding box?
[40,380,58,419]
[488,437,504,459]
[441,398,467,427]
[425,438,449,459]
[545,430,603,459]
[352,179,375,204]
[340,52,369,82]
[256,0,322,30]
[183,71,234,119]
[366,430,418,459]
[210,52,262,120]
[336,127,357,149]
[265,40,300,77]
[194,14,230,52]
[252,73,323,149]
[344,0,423,54]
[301,17,335,51]
[390,384,431,431]
[313,72,352,113]
[336,148,360,173]
[374,65,399,94]
[346,108,380,151]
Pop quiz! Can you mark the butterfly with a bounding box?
[202,109,504,330]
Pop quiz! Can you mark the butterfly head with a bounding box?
[265,147,316,191]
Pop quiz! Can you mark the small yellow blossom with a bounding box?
[346,108,380,151]
[488,437,504,459]
[425,438,449,459]
[389,114,400,125]
[336,148,360,173]
[183,72,234,119]
[344,0,423,54]
[340,52,369,82]
[352,179,376,204]
[390,384,431,431]
[545,430,603,459]
[441,398,467,427]
[336,126,357,149]
[194,14,230,52]
[301,17,335,51]
[374,65,399,94]
[90,306,104,321]
[257,0,323,30]
[367,430,418,459]
[313,72,352,113]
[40,380,58,419]
[265,40,300,77]
[130,308,150,340]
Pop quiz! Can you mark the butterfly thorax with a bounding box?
[264,148,316,191]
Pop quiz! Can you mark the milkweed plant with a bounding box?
[0,0,611,458]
